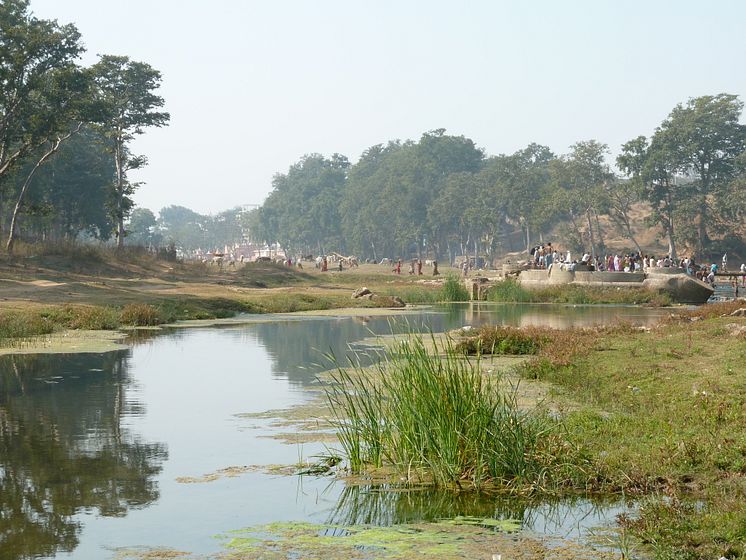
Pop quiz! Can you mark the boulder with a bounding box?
[352,287,372,299]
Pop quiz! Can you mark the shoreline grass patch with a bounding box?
[325,333,586,493]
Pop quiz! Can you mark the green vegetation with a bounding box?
[486,278,673,306]
[320,303,746,557]
[325,334,584,493]
[439,274,470,301]
[0,311,54,346]
[510,303,745,559]
[0,0,167,252]
[243,97,746,266]
[455,326,547,355]
[218,519,538,560]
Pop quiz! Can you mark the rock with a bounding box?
[352,287,372,299]
[729,308,746,317]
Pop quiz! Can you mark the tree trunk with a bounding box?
[115,138,126,249]
[586,208,596,262]
[665,190,677,261]
[593,209,605,252]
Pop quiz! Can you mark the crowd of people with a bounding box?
[528,244,746,287]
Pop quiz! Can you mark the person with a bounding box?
[338,260,343,272]
[321,256,328,272]
[741,263,746,287]
[722,252,728,272]
[417,259,423,275]
[408,260,415,275]
[461,260,469,277]
[432,260,439,276]
[395,259,401,274]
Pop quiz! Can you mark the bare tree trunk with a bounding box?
[665,191,677,261]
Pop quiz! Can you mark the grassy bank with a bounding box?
[456,301,746,559]
[487,278,674,306]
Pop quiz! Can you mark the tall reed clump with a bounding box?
[439,275,470,302]
[486,278,534,302]
[325,334,580,493]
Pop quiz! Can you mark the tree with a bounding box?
[0,0,84,230]
[618,95,746,260]
[550,141,612,259]
[126,207,160,247]
[91,55,169,248]
[12,129,116,242]
[618,135,683,259]
[654,94,746,256]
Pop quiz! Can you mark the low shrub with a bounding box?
[455,326,549,355]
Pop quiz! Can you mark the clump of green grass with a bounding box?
[486,278,535,302]
[456,326,549,355]
[325,334,583,493]
[439,275,470,302]
[120,303,162,326]
[0,311,54,346]
[43,304,120,330]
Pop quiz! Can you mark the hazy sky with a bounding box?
[31,0,746,215]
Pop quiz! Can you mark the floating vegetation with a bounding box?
[217,520,614,560]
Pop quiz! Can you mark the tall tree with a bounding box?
[654,94,746,256]
[0,0,83,227]
[91,55,169,248]
[550,141,612,259]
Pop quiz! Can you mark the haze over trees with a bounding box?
[250,101,745,262]
[0,0,168,253]
[1,3,744,261]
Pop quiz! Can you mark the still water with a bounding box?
[0,303,668,559]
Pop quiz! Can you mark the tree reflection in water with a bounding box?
[326,484,629,540]
[0,351,167,560]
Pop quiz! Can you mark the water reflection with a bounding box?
[326,484,630,542]
[242,303,668,386]
[0,352,167,560]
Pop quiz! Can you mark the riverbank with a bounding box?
[453,300,746,559]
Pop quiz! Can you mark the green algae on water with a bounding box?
[218,520,523,560]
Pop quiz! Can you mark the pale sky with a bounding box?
[32,0,746,215]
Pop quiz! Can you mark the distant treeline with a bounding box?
[247,95,746,263]
[0,0,168,253]
[125,205,248,252]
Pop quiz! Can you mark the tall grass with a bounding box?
[486,278,535,302]
[0,311,54,347]
[439,275,470,302]
[325,333,581,492]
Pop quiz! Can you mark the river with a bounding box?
[0,303,668,559]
